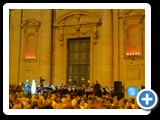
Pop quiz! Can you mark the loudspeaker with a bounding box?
[141,86,145,90]
[114,81,122,92]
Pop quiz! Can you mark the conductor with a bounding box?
[93,80,101,97]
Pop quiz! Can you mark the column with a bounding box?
[9,10,22,85]
[39,10,52,84]
[113,10,119,85]
[101,9,113,87]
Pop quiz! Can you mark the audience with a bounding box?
[9,83,140,109]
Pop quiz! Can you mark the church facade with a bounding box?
[9,9,145,97]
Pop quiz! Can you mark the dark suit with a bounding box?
[39,78,45,88]
[94,83,101,97]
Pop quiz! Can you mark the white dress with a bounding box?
[31,79,37,94]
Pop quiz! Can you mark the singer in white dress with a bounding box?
[31,79,37,94]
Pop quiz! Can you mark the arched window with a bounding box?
[25,33,36,59]
[126,24,142,57]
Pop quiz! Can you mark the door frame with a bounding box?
[66,37,90,85]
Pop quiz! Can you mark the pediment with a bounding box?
[119,9,145,17]
[54,11,101,27]
[21,18,41,27]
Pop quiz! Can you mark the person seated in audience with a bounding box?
[9,82,141,109]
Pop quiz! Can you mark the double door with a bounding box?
[68,38,90,85]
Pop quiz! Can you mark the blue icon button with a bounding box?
[137,89,158,110]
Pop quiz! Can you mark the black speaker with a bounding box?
[141,85,145,90]
[114,81,122,92]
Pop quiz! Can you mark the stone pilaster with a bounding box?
[9,10,22,85]
[101,10,113,87]
[112,10,119,85]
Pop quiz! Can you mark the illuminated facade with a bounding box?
[9,9,145,98]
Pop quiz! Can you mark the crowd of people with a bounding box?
[9,80,140,109]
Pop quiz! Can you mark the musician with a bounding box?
[38,76,45,94]
[39,76,45,88]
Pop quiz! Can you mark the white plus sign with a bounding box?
[142,93,153,105]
